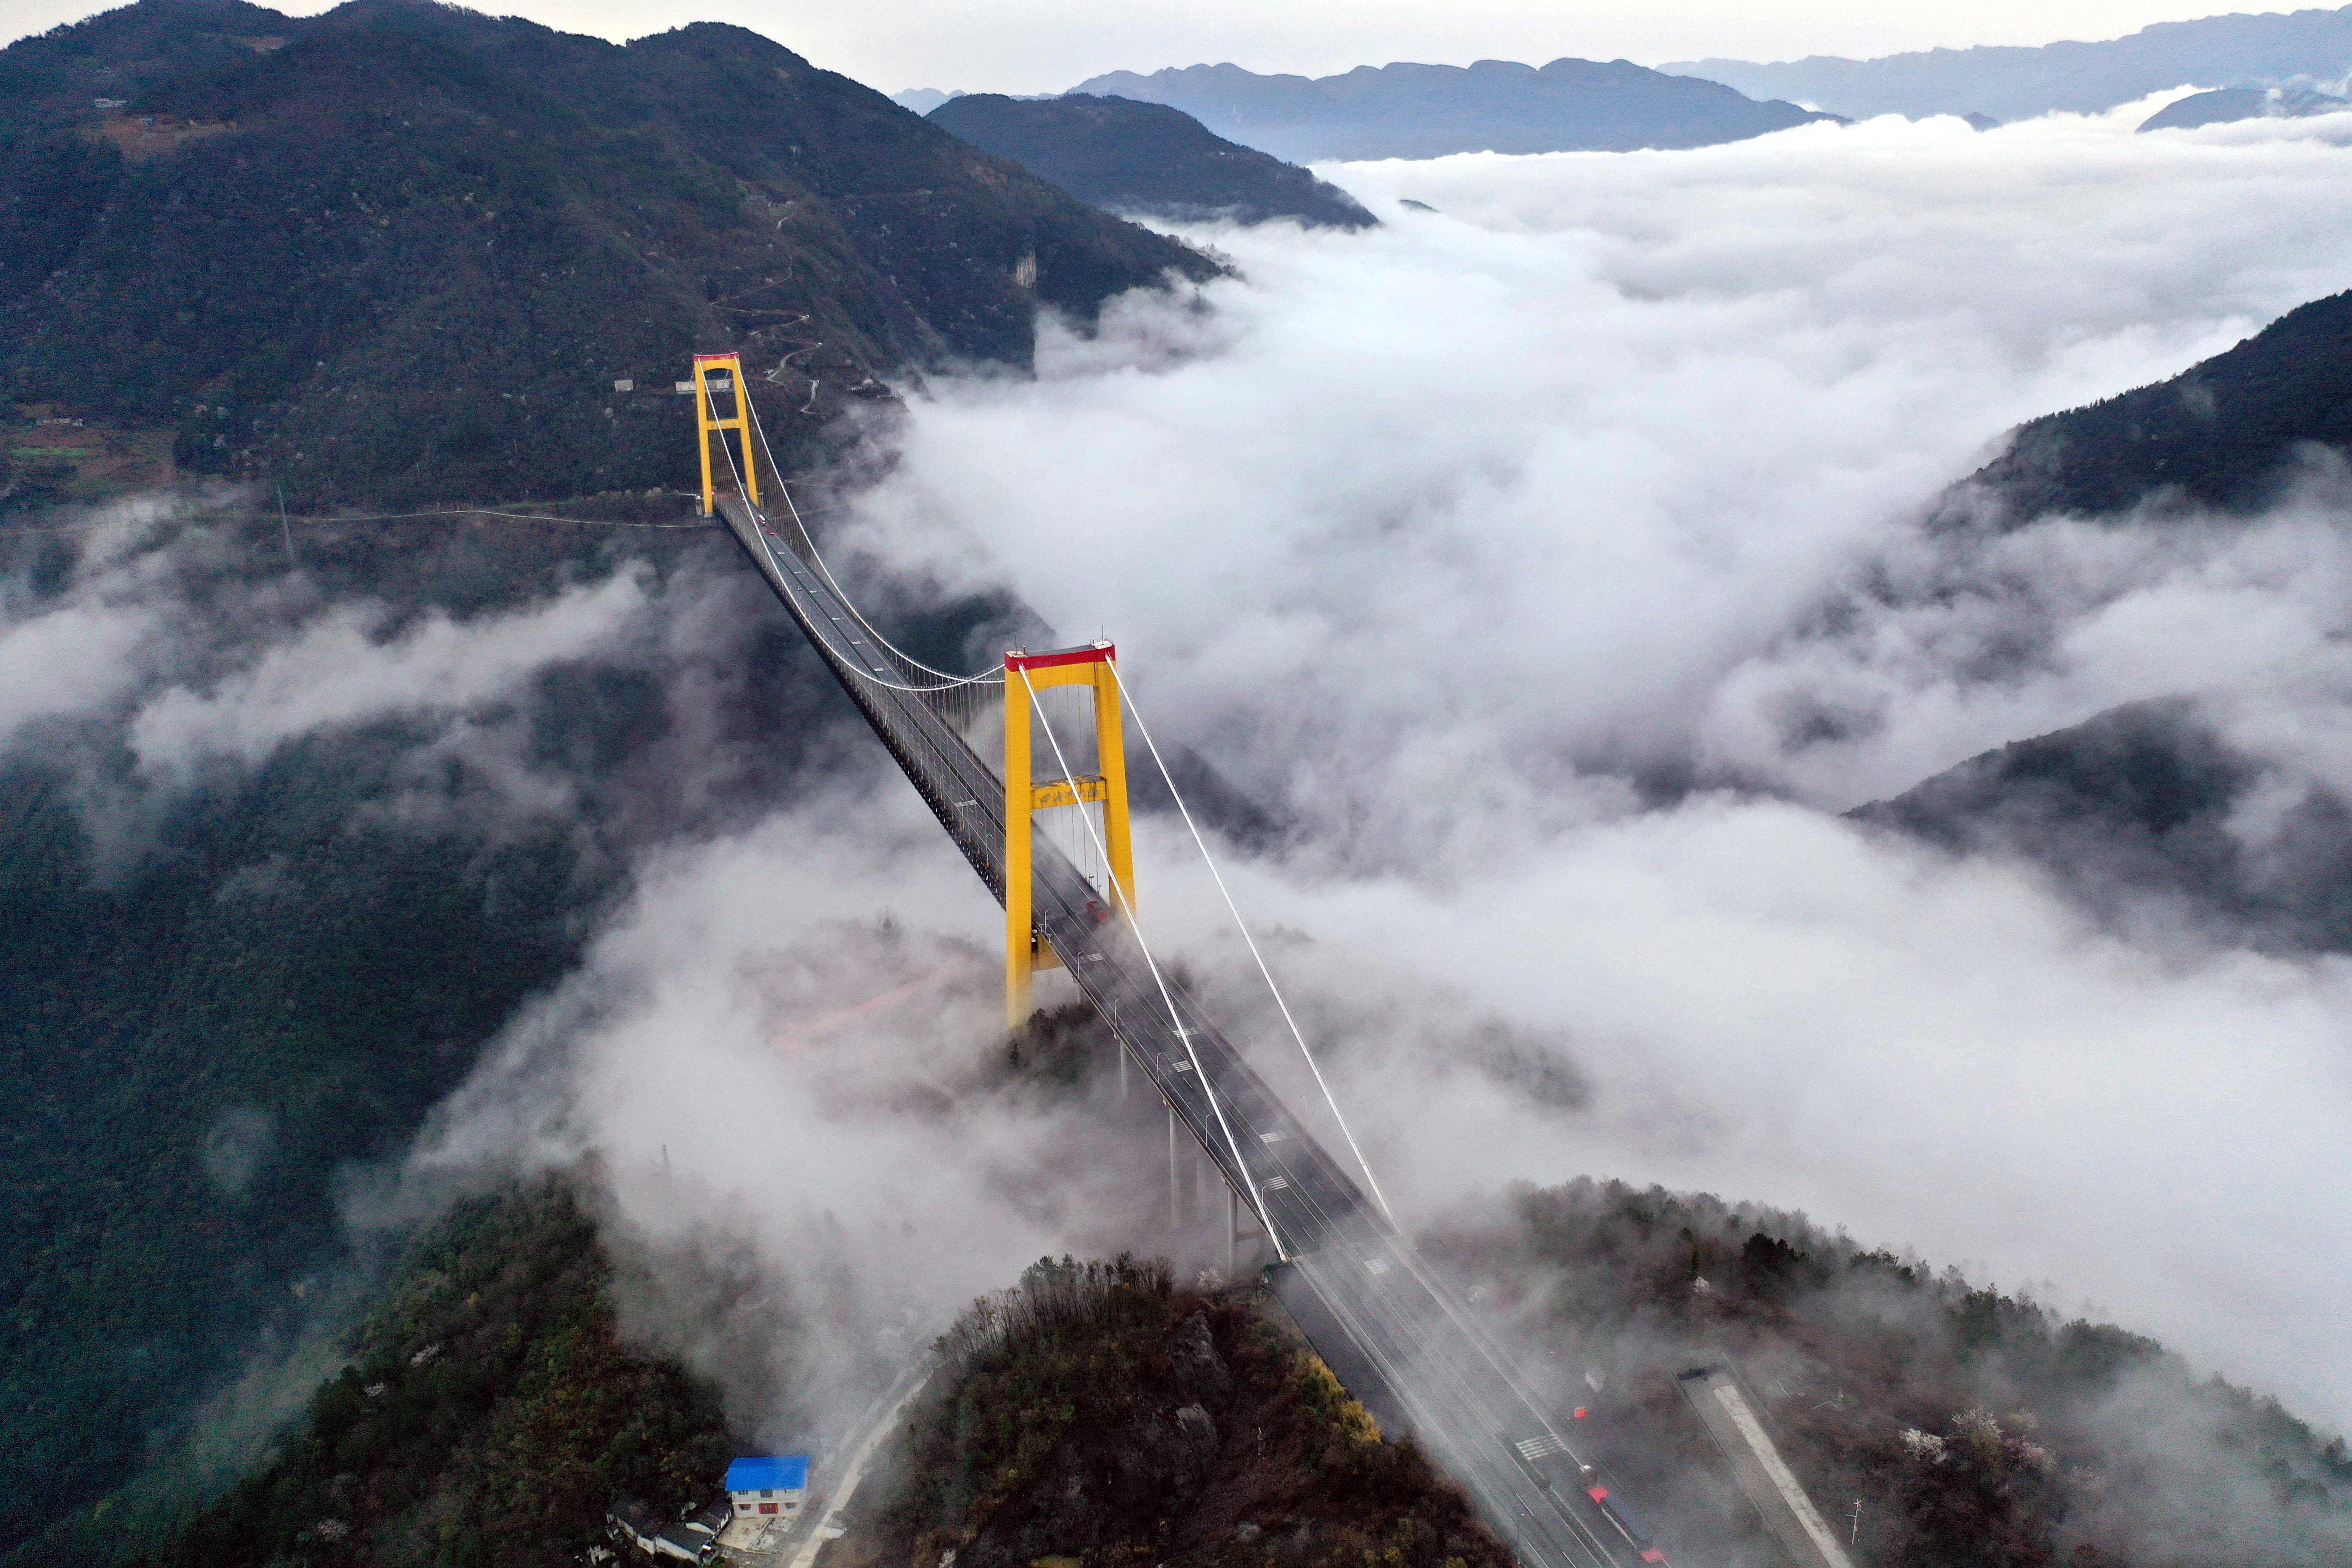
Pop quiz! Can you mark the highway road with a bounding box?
[718,490,1670,1568]
[786,1361,933,1568]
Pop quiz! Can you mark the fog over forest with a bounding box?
[591,95,2352,1434]
[12,90,2352,1471]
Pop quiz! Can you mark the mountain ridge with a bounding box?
[2138,83,2350,127]
[1065,57,1836,162]
[1957,288,2352,523]
[1856,285,2352,954]
[929,93,1378,229]
[0,0,1215,510]
[1847,699,2352,951]
[1667,5,2352,121]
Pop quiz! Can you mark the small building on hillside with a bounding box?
[606,1497,715,1563]
[725,1455,810,1520]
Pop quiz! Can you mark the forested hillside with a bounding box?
[1850,699,2352,955]
[0,509,832,1560]
[857,1256,1512,1568]
[851,1190,2352,1568]
[1433,1178,2352,1567]
[1963,288,2352,521]
[0,0,1214,509]
[1857,287,2352,953]
[928,94,1378,229]
[125,1180,740,1568]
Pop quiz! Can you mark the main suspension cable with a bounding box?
[712,415,995,699]
[738,377,1002,688]
[1020,666,1287,1260]
[721,380,1366,1247]
[1107,660,1396,1227]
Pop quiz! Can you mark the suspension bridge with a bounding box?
[691,353,1675,1568]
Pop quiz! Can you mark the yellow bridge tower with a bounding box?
[693,351,757,515]
[687,351,1133,1027]
[1004,642,1136,1026]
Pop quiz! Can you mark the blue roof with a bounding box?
[727,1456,809,1491]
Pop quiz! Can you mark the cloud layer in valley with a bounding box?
[135,98,2346,1455]
[390,778,1211,1443]
[0,503,817,861]
[858,101,2352,838]
[732,102,2352,1429]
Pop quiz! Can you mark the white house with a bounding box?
[725,1455,809,1520]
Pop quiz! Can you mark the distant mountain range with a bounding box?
[929,93,1376,228]
[1062,58,1836,163]
[2138,83,2350,127]
[1668,4,2352,122]
[0,0,1211,510]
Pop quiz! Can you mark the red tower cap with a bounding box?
[1004,641,1115,671]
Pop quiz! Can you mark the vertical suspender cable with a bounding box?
[1020,667,1287,1260]
[718,403,1322,1254]
[1106,661,1397,1227]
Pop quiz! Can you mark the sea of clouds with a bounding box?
[696,98,2352,1430]
[15,97,2352,1452]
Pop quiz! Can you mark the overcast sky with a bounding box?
[0,0,2294,95]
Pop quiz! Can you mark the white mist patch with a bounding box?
[127,567,652,781]
[0,509,695,852]
[0,596,159,747]
[0,502,208,750]
[851,113,2352,853]
[1182,803,2352,1426]
[812,118,2352,1429]
[1710,482,2352,806]
[199,1104,278,1199]
[399,767,1206,1443]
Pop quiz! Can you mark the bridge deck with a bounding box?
[718,491,1660,1568]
